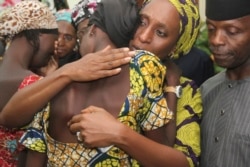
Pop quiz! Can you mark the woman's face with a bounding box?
[57,21,77,58]
[77,19,93,57]
[31,33,58,68]
[129,0,180,60]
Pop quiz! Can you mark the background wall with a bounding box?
[68,0,80,8]
[199,0,206,21]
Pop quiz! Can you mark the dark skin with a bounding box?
[50,25,169,157]
[0,34,57,112]
[56,21,77,58]
[0,33,57,167]
[2,0,190,166]
[129,0,179,60]
[68,0,189,166]
[0,46,135,127]
[25,21,176,166]
[16,47,135,167]
[49,62,130,143]
[207,15,250,80]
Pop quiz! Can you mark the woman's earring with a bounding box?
[73,44,78,52]
[169,48,177,59]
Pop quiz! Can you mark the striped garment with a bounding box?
[201,71,250,167]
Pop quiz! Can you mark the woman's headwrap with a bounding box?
[206,0,250,21]
[71,0,100,28]
[55,9,73,23]
[89,0,139,48]
[143,0,201,59]
[0,1,57,39]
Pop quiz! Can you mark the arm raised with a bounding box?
[0,47,135,128]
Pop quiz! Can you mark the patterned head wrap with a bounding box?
[55,9,72,23]
[0,1,57,39]
[71,0,100,28]
[143,0,201,58]
[89,0,139,48]
[206,0,250,21]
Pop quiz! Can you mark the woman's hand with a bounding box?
[63,46,135,82]
[68,106,123,148]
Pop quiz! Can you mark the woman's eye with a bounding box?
[156,30,166,37]
[139,17,147,26]
[139,21,145,26]
[64,35,74,41]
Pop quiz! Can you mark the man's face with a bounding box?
[207,15,250,70]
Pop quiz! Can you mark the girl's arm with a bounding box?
[25,150,47,167]
[0,47,134,128]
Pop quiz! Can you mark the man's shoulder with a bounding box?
[201,71,225,88]
[200,71,226,99]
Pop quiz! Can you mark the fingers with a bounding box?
[63,48,135,82]
[68,108,94,133]
[103,56,132,69]
[67,113,84,128]
[101,47,135,62]
[68,106,100,131]
[96,49,135,73]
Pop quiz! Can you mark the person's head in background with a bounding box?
[130,0,200,61]
[72,0,139,57]
[206,0,250,71]
[71,0,97,44]
[55,9,77,59]
[0,0,58,70]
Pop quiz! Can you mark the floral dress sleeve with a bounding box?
[120,50,173,132]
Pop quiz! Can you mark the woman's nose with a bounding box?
[138,28,153,43]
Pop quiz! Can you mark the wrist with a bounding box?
[112,122,130,147]
[166,77,180,86]
[56,65,73,84]
[165,85,182,98]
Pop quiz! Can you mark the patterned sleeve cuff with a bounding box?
[19,127,46,153]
